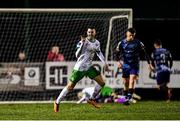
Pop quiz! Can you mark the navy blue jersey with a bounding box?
[116,39,150,67]
[151,48,173,72]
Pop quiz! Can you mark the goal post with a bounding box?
[106,15,132,61]
[0,8,132,102]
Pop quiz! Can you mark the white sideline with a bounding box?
[0,100,76,104]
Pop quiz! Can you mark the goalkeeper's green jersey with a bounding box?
[100,86,113,97]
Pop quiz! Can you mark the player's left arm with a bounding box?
[115,41,123,69]
[96,42,109,70]
[96,50,105,63]
[168,51,173,69]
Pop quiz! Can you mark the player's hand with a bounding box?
[117,62,123,69]
[148,64,155,71]
[80,35,86,42]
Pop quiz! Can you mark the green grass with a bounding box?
[0,101,180,120]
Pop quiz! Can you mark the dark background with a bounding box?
[0,0,180,60]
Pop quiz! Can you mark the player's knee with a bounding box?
[160,85,168,91]
[67,86,73,91]
[67,82,75,91]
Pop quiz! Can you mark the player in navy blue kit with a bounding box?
[116,28,152,105]
[150,39,173,102]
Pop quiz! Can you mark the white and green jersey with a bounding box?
[74,38,105,71]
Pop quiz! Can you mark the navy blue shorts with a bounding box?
[122,64,139,78]
[156,70,170,85]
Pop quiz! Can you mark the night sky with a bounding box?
[0,0,179,60]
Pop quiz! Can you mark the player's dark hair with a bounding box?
[127,28,136,34]
[154,39,162,46]
[87,27,96,30]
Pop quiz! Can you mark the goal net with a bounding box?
[0,9,132,102]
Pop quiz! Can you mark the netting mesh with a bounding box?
[0,10,131,62]
[0,9,132,101]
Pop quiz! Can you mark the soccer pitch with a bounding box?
[0,101,180,120]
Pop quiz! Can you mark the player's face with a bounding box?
[87,29,96,39]
[126,31,135,41]
[154,43,160,49]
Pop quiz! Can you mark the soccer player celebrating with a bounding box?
[150,39,173,102]
[54,28,109,112]
[115,28,151,105]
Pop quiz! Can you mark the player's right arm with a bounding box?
[139,41,151,64]
[139,41,155,71]
[115,41,123,69]
[77,93,86,104]
[75,36,86,58]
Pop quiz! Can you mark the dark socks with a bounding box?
[123,90,128,97]
[127,88,134,100]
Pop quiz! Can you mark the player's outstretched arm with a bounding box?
[75,36,86,58]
